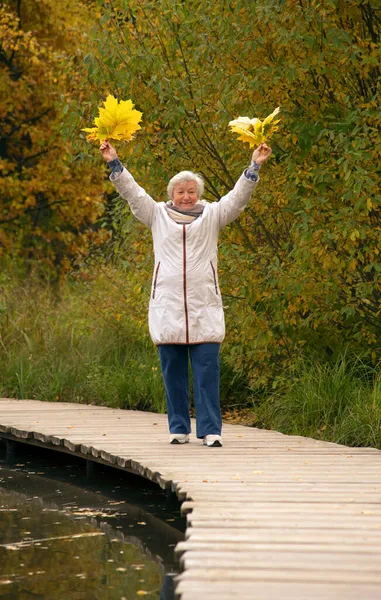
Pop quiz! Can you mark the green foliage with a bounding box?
[256,353,381,449]
[62,0,381,386]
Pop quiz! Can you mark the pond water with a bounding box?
[0,441,185,599]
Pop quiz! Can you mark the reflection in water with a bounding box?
[0,442,184,599]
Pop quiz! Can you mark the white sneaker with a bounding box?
[203,435,222,447]
[170,433,190,445]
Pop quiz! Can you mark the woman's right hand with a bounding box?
[100,139,118,162]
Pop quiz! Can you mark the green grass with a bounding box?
[0,278,165,411]
[255,353,381,449]
[1,273,380,450]
[0,275,249,413]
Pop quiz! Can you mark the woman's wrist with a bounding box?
[108,157,123,174]
[244,163,260,182]
[249,161,262,170]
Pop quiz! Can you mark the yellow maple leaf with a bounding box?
[229,106,281,147]
[81,94,143,143]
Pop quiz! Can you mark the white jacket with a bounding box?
[111,168,259,345]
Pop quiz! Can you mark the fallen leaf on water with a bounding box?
[137,521,146,525]
[0,580,12,585]
[137,592,148,597]
[202,479,208,483]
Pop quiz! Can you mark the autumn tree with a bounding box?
[0,0,108,278]
[66,0,380,386]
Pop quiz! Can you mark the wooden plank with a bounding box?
[181,501,381,515]
[180,550,381,570]
[176,567,381,583]
[184,528,381,543]
[175,581,381,600]
[187,516,381,530]
[175,540,381,555]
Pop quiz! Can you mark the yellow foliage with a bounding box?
[349,229,360,242]
[82,94,143,143]
[229,107,281,147]
[0,1,108,276]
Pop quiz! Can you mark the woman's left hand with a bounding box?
[251,143,272,165]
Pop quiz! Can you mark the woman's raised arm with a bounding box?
[100,140,156,228]
[216,143,272,229]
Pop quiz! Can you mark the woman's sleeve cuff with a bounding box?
[108,158,124,174]
[244,162,261,181]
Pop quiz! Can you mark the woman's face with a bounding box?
[172,180,198,209]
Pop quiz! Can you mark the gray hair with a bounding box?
[167,170,204,201]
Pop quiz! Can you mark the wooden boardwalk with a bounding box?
[1,399,381,600]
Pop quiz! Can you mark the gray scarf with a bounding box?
[165,201,205,224]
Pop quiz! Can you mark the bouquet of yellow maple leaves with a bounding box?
[229,106,281,147]
[81,94,143,143]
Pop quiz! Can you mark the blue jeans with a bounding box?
[158,343,222,439]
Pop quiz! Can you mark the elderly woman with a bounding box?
[100,140,272,447]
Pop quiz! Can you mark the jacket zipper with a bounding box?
[152,261,161,299]
[182,225,189,344]
[210,261,218,294]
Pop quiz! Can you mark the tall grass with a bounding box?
[0,272,249,413]
[0,276,165,411]
[255,354,381,449]
[1,272,380,449]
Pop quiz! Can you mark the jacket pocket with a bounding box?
[152,261,161,299]
[210,261,219,295]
